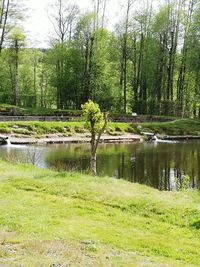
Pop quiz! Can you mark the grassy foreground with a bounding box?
[0,161,200,266]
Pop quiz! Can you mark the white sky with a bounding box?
[24,0,122,48]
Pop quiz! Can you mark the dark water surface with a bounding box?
[1,141,200,190]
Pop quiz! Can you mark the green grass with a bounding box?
[0,161,200,266]
[0,121,138,136]
[140,118,200,135]
[1,118,200,137]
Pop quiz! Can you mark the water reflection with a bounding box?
[0,141,200,191]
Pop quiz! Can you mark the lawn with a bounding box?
[0,161,200,266]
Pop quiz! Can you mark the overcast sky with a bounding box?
[24,0,121,48]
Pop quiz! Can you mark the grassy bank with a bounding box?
[0,161,200,266]
[0,118,200,137]
[0,121,137,136]
[141,119,200,135]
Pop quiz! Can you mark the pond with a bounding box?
[0,141,200,191]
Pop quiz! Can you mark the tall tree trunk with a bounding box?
[83,38,89,102]
[56,61,61,108]
[102,0,107,28]
[167,31,175,100]
[8,61,14,102]
[88,36,94,99]
[122,0,131,113]
[132,35,137,102]
[0,0,5,27]
[40,65,44,108]
[177,0,195,116]
[137,33,144,100]
[123,33,127,113]
[14,39,19,106]
[154,33,166,104]
[34,61,37,107]
[193,66,200,118]
[0,0,9,54]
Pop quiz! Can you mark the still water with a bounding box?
[0,141,200,190]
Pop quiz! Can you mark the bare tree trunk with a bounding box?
[137,33,144,100]
[132,35,137,102]
[8,61,14,102]
[193,61,200,117]
[96,0,100,29]
[117,0,132,113]
[154,34,165,104]
[167,31,174,100]
[34,61,37,107]
[40,65,44,108]
[0,0,5,27]
[0,0,9,54]
[177,0,195,116]
[88,36,94,99]
[102,0,107,28]
[123,0,131,113]
[83,38,89,102]
[123,33,127,113]
[119,56,124,111]
[14,39,19,106]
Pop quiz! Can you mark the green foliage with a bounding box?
[176,175,191,191]
[1,1,200,117]
[82,100,104,133]
[8,27,25,45]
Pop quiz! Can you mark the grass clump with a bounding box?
[0,161,200,266]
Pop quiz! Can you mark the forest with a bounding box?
[0,0,200,117]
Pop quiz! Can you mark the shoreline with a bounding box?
[4,133,200,145]
[7,133,142,145]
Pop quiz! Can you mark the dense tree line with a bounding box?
[0,0,200,117]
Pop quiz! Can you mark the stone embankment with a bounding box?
[8,134,141,145]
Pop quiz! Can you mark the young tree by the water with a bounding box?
[82,100,108,176]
